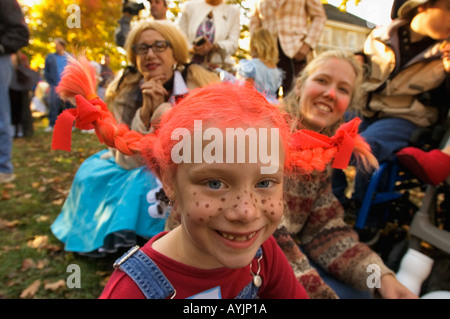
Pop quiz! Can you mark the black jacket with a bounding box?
[0,0,29,55]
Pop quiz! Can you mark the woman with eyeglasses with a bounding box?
[50,20,220,257]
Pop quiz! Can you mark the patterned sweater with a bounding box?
[276,168,394,299]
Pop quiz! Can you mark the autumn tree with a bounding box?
[19,0,124,70]
[19,0,363,72]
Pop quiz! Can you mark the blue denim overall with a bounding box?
[113,245,263,299]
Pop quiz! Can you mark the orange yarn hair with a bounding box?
[52,56,377,178]
[56,55,98,101]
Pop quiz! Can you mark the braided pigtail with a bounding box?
[52,56,165,174]
[56,55,98,101]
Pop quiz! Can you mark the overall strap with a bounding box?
[113,245,175,299]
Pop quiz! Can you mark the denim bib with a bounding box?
[113,245,263,299]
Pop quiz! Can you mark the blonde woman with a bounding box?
[237,27,283,103]
[278,50,417,299]
[51,20,219,257]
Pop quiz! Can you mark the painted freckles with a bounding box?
[188,192,283,222]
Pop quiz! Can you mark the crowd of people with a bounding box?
[1,0,450,299]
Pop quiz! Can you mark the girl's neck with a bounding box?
[152,226,222,269]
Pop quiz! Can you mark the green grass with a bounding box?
[0,118,119,299]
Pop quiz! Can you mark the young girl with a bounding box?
[237,27,283,103]
[52,59,373,299]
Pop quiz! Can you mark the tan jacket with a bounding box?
[361,20,448,127]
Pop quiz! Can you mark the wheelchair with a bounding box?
[354,110,449,232]
[351,110,450,296]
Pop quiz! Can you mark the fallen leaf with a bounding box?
[3,183,16,189]
[36,215,49,222]
[0,218,20,230]
[20,280,41,298]
[53,177,63,183]
[1,245,21,252]
[31,182,40,188]
[1,189,11,200]
[52,198,64,205]
[44,244,62,252]
[36,259,49,269]
[6,279,17,288]
[27,235,49,249]
[42,177,55,185]
[44,279,66,291]
[21,258,36,271]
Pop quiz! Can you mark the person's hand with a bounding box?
[441,41,450,73]
[193,37,214,56]
[294,43,311,62]
[377,274,419,299]
[140,75,168,127]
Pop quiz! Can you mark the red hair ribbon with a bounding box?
[51,95,104,151]
[290,117,361,169]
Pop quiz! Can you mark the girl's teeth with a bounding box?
[220,231,256,242]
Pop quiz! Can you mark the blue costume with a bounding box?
[238,58,283,103]
[50,150,168,256]
[51,70,189,256]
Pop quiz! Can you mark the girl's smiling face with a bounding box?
[162,125,285,270]
[296,58,356,131]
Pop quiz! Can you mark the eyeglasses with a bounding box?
[132,41,171,55]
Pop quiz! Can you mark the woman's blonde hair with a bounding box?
[250,28,279,66]
[124,20,189,68]
[283,49,364,130]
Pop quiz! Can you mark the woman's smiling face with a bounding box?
[135,29,176,81]
[296,58,356,131]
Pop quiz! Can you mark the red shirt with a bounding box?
[100,233,308,299]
